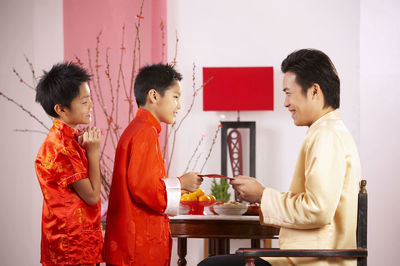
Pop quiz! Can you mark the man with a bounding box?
[199,49,361,266]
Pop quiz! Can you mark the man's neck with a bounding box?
[309,107,336,127]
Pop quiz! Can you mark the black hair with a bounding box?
[35,62,91,117]
[281,49,340,109]
[134,63,182,107]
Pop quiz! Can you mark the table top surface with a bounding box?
[170,215,260,221]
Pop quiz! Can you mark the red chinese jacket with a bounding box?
[35,119,103,265]
[104,108,180,266]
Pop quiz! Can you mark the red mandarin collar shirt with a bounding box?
[105,108,180,266]
[35,119,103,265]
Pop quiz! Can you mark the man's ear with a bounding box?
[311,83,321,98]
[147,89,158,104]
[54,104,66,117]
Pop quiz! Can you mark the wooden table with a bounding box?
[169,215,279,266]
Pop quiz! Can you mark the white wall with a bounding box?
[167,0,360,265]
[1,1,399,266]
[0,0,63,265]
[360,1,400,265]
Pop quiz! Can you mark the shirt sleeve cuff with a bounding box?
[163,177,181,216]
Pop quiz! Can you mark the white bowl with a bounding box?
[213,204,248,216]
[179,204,190,215]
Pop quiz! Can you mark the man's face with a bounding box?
[63,82,93,128]
[283,72,317,127]
[153,80,182,124]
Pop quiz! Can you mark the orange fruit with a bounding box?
[186,193,198,201]
[194,189,205,197]
[180,194,190,201]
[207,194,216,202]
[198,195,210,202]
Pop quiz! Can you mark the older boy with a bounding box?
[35,62,103,265]
[104,64,203,266]
[200,49,361,266]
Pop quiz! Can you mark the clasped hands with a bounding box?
[230,175,265,203]
[77,126,101,153]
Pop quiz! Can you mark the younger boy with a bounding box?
[104,63,203,266]
[35,62,103,265]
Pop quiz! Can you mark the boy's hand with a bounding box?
[230,175,265,203]
[78,126,101,153]
[180,172,203,192]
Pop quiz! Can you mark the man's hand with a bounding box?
[78,127,101,154]
[230,175,265,203]
[180,172,203,192]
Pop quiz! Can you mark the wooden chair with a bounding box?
[236,180,368,266]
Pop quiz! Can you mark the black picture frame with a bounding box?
[221,121,256,178]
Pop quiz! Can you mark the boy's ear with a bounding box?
[147,89,158,104]
[54,104,67,117]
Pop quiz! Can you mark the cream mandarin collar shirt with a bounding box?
[260,110,361,266]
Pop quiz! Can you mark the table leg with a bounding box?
[177,237,187,266]
[251,239,260,248]
[209,238,230,256]
[263,239,272,248]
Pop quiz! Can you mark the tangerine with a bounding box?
[207,195,216,202]
[180,194,190,201]
[198,195,209,202]
[193,188,205,197]
[185,193,198,201]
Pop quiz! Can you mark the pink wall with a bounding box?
[63,0,167,203]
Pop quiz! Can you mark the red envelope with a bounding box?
[198,174,234,180]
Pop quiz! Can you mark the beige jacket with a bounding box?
[260,111,361,266]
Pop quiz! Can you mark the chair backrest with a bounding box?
[357,180,367,249]
[356,180,367,266]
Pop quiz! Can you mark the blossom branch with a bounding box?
[162,33,180,159]
[200,124,221,172]
[160,19,166,63]
[192,153,202,172]
[24,54,38,87]
[0,91,49,131]
[14,129,48,135]
[12,68,35,90]
[166,63,213,177]
[128,0,145,121]
[184,133,206,173]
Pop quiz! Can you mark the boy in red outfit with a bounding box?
[104,64,203,266]
[35,62,103,265]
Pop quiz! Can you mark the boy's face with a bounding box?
[62,82,93,128]
[153,81,182,124]
[283,72,320,127]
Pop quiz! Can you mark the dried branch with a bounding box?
[160,19,166,63]
[0,91,49,131]
[184,133,206,173]
[24,54,38,87]
[200,124,221,172]
[119,25,129,101]
[94,31,106,107]
[105,48,119,144]
[115,24,127,137]
[128,0,145,121]
[172,31,179,66]
[162,33,180,159]
[14,129,48,135]
[192,153,202,172]
[12,68,35,90]
[166,63,213,177]
[87,45,117,152]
